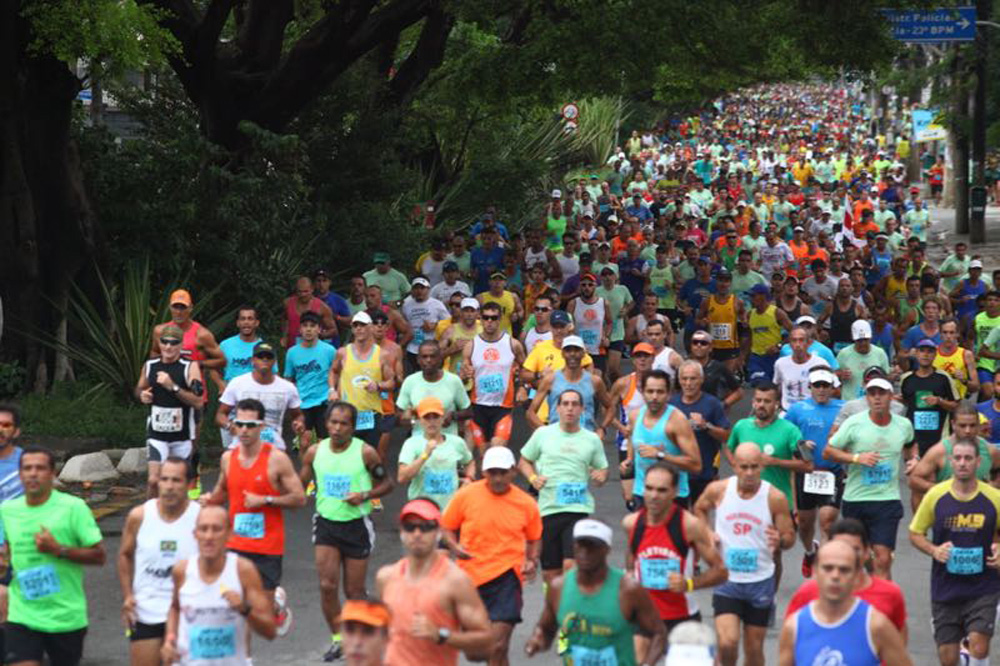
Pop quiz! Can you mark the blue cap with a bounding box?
[749,284,770,297]
[550,310,571,326]
[916,338,938,349]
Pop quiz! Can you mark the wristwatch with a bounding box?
[437,628,451,645]
[171,384,180,393]
[265,496,273,506]
[656,451,666,460]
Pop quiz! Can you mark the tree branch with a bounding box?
[235,0,293,72]
[387,7,454,106]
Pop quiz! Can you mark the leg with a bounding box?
[489,414,513,449]
[742,625,768,666]
[872,545,894,580]
[797,508,817,550]
[818,506,840,540]
[714,614,742,666]
[315,545,344,633]
[936,643,960,666]
[129,639,163,666]
[146,460,161,499]
[966,632,991,661]
[342,557,369,601]
[488,622,515,666]
[607,349,623,384]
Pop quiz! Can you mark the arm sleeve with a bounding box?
[73,498,104,547]
[827,418,851,451]
[520,431,541,462]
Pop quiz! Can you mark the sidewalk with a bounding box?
[925,199,1000,273]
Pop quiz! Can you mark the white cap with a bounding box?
[352,311,372,325]
[412,277,430,288]
[561,335,585,349]
[793,225,805,232]
[970,259,984,269]
[809,368,837,385]
[481,446,516,471]
[551,189,562,198]
[572,518,613,546]
[851,320,872,341]
[607,214,619,223]
[666,623,717,666]
[460,297,480,310]
[795,315,817,326]
[865,377,893,392]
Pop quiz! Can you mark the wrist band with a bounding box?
[529,474,538,483]
[686,578,694,592]
[852,453,860,464]
[420,452,429,461]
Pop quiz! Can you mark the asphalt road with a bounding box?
[80,389,940,664]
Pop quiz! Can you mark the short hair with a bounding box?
[645,462,679,487]
[557,389,584,406]
[481,301,502,315]
[954,402,981,420]
[162,456,196,482]
[951,437,980,456]
[753,382,780,399]
[236,305,258,319]
[828,517,870,548]
[645,319,665,332]
[534,293,554,307]
[20,445,56,471]
[0,403,20,428]
[368,308,389,324]
[235,398,266,421]
[677,359,704,378]
[325,401,357,427]
[738,249,753,258]
[299,311,321,326]
[418,339,441,354]
[641,369,671,391]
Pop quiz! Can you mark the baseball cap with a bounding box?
[443,260,459,272]
[793,225,805,232]
[352,311,373,325]
[865,377,893,392]
[339,600,391,628]
[632,342,655,355]
[561,335,585,349]
[372,252,390,264]
[970,259,984,269]
[551,189,562,198]
[809,368,837,385]
[749,284,770,297]
[599,266,616,275]
[252,341,276,358]
[795,315,817,326]
[460,297,480,310]
[863,365,888,380]
[490,271,506,280]
[399,498,442,523]
[550,310,571,326]
[160,324,183,340]
[716,268,732,280]
[300,311,321,326]
[313,268,330,278]
[606,216,618,224]
[851,320,872,341]
[482,446,516,471]
[580,273,598,283]
[169,289,192,307]
[412,277,430,288]
[665,622,717,666]
[573,519,613,546]
[916,338,938,349]
[415,396,445,418]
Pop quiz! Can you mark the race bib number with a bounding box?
[233,512,265,539]
[913,410,940,431]
[424,470,455,496]
[260,426,278,444]
[639,557,680,590]
[323,474,352,499]
[947,546,984,575]
[17,565,60,600]
[652,284,669,297]
[581,329,599,350]
[190,625,237,660]
[861,462,892,486]
[726,548,758,573]
[413,328,425,345]
[803,471,835,496]
[568,644,619,666]
[555,482,587,506]
[356,410,375,431]
[477,373,504,395]
[150,405,183,433]
[710,323,732,342]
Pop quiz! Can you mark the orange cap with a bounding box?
[415,396,445,418]
[338,599,391,628]
[632,342,655,355]
[400,498,442,523]
[169,289,192,307]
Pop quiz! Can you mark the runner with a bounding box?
[396,340,471,438]
[368,309,405,480]
[520,293,554,354]
[118,457,199,666]
[401,277,450,372]
[211,305,269,401]
[909,437,1000,666]
[604,342,654,510]
[280,276,337,349]
[339,599,391,666]
[974,291,1000,399]
[136,323,204,497]
[773,325,829,411]
[429,261,472,304]
[567,273,611,373]
[697,269,746,369]
[0,403,23,658]
[397,397,474,510]
[527,335,611,433]
[376,499,492,664]
[313,268,352,346]
[824,376,916,579]
[596,266,634,382]
[160,505,276,665]
[524,518,668,665]
[645,319,682,385]
[626,464,727,641]
[440,446,543,666]
[363,252,410,305]
[686,330,743,409]
[0,446,106,666]
[283,311,337,451]
[669,360,731,505]
[695,443,794,666]
[778,541,912,666]
[934,319,979,400]
[298,401,393,662]
[440,298,482,375]
[747,284,793,386]
[150,289,225,373]
[478,272,523,336]
[834,320,889,400]
[900,338,958,457]
[519,389,609,582]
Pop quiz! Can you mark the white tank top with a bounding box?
[524,327,553,354]
[636,314,665,338]
[133,499,200,624]
[652,346,678,383]
[524,247,549,270]
[471,334,515,407]
[572,298,605,354]
[556,254,579,288]
[178,553,248,666]
[715,477,775,583]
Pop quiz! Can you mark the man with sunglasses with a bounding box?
[605,342,654,510]
[377,499,491,665]
[150,289,225,375]
[137,324,205,499]
[520,294,555,355]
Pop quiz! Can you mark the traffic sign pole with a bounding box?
[970,0,990,244]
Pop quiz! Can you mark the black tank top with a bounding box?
[830,299,857,344]
[145,358,194,441]
[778,297,805,323]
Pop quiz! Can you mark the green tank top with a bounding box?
[556,567,636,666]
[314,438,372,521]
[937,437,993,483]
[975,312,1000,371]
[649,265,676,309]
[547,215,568,251]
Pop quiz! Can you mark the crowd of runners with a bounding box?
[1,82,1000,665]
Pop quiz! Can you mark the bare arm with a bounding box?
[778,616,797,666]
[527,374,554,430]
[203,452,231,506]
[196,328,226,371]
[871,608,913,666]
[363,444,393,499]
[624,575,667,664]
[215,401,234,430]
[663,409,702,474]
[685,512,729,589]
[908,445,943,494]
[770,488,796,550]
[237,557,278,640]
[442,569,493,656]
[269,451,306,508]
[117,506,143,628]
[327,349,345,401]
[298,444,317,487]
[161,563,185,664]
[524,576,561,656]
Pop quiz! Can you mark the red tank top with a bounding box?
[629,506,697,621]
[226,444,284,555]
[383,554,460,666]
[284,297,325,348]
[380,304,396,342]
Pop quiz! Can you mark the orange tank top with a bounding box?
[383,554,461,666]
[226,444,284,555]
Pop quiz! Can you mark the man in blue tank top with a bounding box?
[527,335,612,434]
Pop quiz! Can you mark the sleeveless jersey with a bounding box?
[178,553,248,666]
[793,599,879,666]
[523,327,552,355]
[707,295,738,349]
[283,296,325,349]
[933,346,971,399]
[133,499,199,624]
[557,567,636,666]
[144,358,194,442]
[383,555,461,666]
[652,347,679,384]
[572,298,606,355]
[885,274,907,305]
[629,506,698,620]
[938,436,994,483]
[633,405,687,498]
[547,370,596,431]
[750,305,782,355]
[313,438,372,522]
[777,297,805,323]
[715,477,774,583]
[226,445,284,555]
[339,344,384,416]
[616,374,647,452]
[829,300,857,346]
[471,334,515,407]
[524,246,549,270]
[481,291,516,334]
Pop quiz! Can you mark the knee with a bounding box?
[318,576,340,596]
[968,634,991,658]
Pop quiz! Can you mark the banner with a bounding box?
[912,109,947,142]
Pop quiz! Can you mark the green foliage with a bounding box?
[19,382,150,449]
[0,362,26,399]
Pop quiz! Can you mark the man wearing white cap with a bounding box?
[524,518,666,666]
[400,276,450,372]
[527,335,611,433]
[835,320,889,400]
[773,326,831,412]
[441,446,542,665]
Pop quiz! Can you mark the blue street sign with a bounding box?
[880,6,976,43]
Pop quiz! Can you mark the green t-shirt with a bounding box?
[835,344,890,400]
[398,433,472,509]
[1,490,102,632]
[395,371,471,436]
[731,269,766,304]
[362,267,411,303]
[939,254,971,293]
[596,284,633,342]
[520,423,608,516]
[740,235,767,262]
[727,418,802,505]
[828,411,915,502]
[978,313,1000,372]
[675,261,696,285]
[592,261,619,277]
[648,265,676,309]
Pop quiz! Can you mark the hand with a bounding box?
[619,458,633,476]
[922,395,940,407]
[121,595,137,629]
[220,586,244,612]
[933,541,953,564]
[522,557,538,582]
[803,440,816,450]
[34,527,60,555]
[765,525,780,551]
[139,388,153,404]
[515,386,529,403]
[364,380,379,393]
[423,438,442,456]
[242,491,266,509]
[343,492,366,506]
[291,419,306,435]
[410,612,438,641]
[637,444,661,459]
[327,387,340,402]
[197,494,212,507]
[904,457,919,474]
[614,421,629,436]
[589,469,604,482]
[422,321,436,333]
[524,634,545,657]
[856,451,881,467]
[988,543,1000,570]
[689,412,706,429]
[442,412,454,428]
[667,572,686,594]
[155,371,176,390]
[530,475,547,491]
[460,364,473,381]
[836,368,851,380]
[160,640,181,664]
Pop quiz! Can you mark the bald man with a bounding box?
[281,276,337,349]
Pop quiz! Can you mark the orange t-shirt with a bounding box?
[440,479,543,586]
[852,199,874,223]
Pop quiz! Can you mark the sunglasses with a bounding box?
[169,304,189,310]
[691,340,711,346]
[401,522,438,533]
[254,353,275,360]
[811,382,833,388]
[233,420,262,429]
[481,315,500,321]
[534,306,551,313]
[160,338,181,346]
[0,421,15,429]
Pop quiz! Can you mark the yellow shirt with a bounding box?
[481,291,516,334]
[933,346,971,399]
[522,340,593,422]
[339,344,384,414]
[749,305,782,355]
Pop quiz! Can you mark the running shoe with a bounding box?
[323,641,343,662]
[371,497,383,512]
[274,586,293,637]
[801,539,819,578]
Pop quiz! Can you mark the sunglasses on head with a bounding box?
[401,522,438,533]
[233,420,262,429]
[160,338,181,346]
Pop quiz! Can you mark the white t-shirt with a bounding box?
[401,296,450,354]
[220,374,301,449]
[773,353,831,411]
[429,280,471,303]
[419,256,447,286]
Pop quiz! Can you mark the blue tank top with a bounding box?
[870,248,892,280]
[633,405,688,498]
[547,370,596,431]
[794,599,879,666]
[957,279,987,320]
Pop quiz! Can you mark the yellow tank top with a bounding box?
[707,295,738,349]
[339,344,384,414]
[481,291,515,334]
[933,345,970,399]
[444,322,481,374]
[886,275,907,304]
[749,305,782,355]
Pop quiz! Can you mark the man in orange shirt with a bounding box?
[852,208,881,239]
[851,191,874,226]
[788,226,810,277]
[441,447,543,666]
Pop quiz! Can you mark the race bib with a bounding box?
[568,644,619,666]
[260,426,279,444]
[190,625,237,660]
[413,328,425,346]
[581,329,599,350]
[150,405,183,433]
[861,462,892,486]
[424,470,455,496]
[652,284,669,297]
[710,323,732,342]
[803,471,835,496]
[356,410,375,431]
[913,410,939,431]
[233,512,265,539]
[947,546,984,575]
[323,474,352,499]
[726,548,758,573]
[639,557,680,590]
[477,373,504,395]
[555,482,587,506]
[17,565,60,600]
